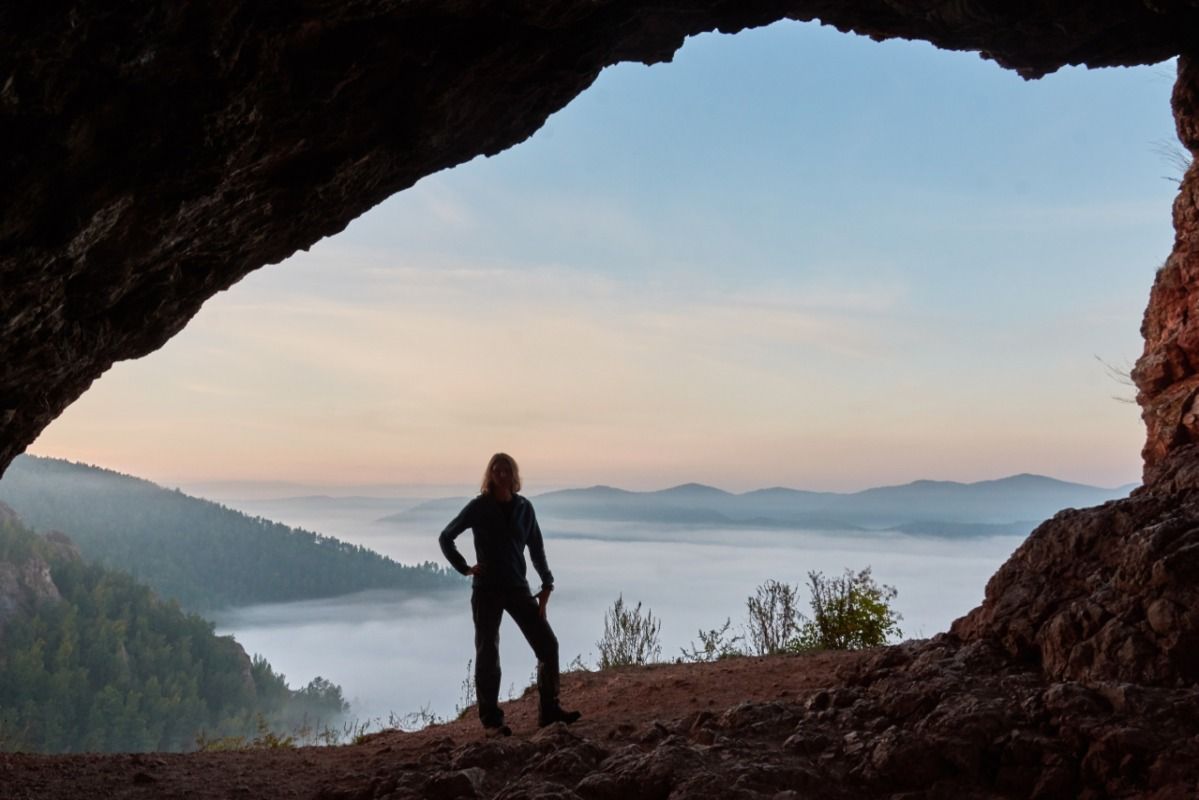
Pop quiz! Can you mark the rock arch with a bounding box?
[3,1,1198,473]
[5,5,1199,792]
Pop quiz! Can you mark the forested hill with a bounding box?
[0,509,348,752]
[0,456,457,612]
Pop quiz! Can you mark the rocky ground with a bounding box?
[3,635,1196,800]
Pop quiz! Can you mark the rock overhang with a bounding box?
[2,0,1198,475]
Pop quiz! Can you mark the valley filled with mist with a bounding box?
[0,455,1133,747]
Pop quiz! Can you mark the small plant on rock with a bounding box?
[398,703,444,731]
[680,617,744,662]
[454,658,476,720]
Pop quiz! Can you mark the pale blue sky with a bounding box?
[33,21,1180,491]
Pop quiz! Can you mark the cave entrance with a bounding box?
[34,22,1172,494]
[13,20,1180,715]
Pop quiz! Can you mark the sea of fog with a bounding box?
[211,496,1025,725]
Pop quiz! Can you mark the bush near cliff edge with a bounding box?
[790,568,902,652]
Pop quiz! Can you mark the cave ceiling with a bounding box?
[2,0,1197,474]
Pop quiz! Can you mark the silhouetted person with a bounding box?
[439,452,580,736]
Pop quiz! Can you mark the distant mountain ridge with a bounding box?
[0,455,458,612]
[385,474,1136,534]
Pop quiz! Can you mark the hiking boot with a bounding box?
[538,707,581,727]
[484,723,512,738]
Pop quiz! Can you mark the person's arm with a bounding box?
[527,504,555,593]
[439,499,476,576]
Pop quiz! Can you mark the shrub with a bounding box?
[397,703,443,731]
[454,658,476,720]
[597,595,661,669]
[195,714,295,751]
[680,617,743,662]
[745,579,800,656]
[791,567,902,651]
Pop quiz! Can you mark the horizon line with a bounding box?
[13,453,1140,499]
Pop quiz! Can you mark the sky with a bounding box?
[29,20,1182,493]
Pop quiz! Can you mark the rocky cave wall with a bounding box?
[1135,54,1199,480]
[3,0,1199,476]
[939,52,1199,690]
[947,59,1199,686]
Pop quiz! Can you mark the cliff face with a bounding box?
[0,503,63,634]
[2,0,1199,475]
[1135,56,1199,479]
[0,555,61,631]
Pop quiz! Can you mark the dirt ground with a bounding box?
[0,650,866,800]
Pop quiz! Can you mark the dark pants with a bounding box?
[471,586,560,727]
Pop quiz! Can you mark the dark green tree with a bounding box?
[0,455,457,612]
[0,515,351,753]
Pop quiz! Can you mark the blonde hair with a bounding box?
[480,452,522,494]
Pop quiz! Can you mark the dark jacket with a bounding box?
[439,493,554,593]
